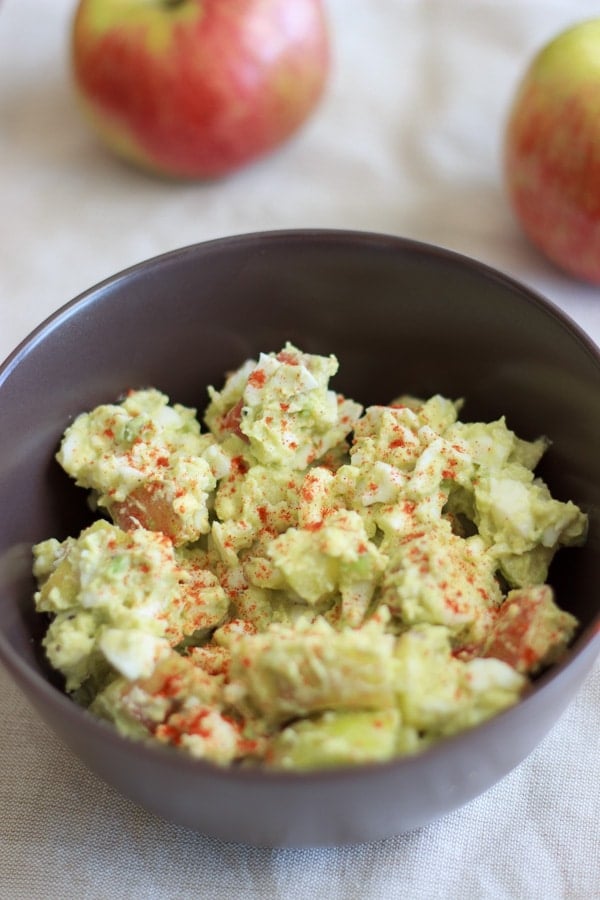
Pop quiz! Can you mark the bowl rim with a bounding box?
[1,227,599,782]
[3,227,600,374]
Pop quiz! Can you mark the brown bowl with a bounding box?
[0,229,599,847]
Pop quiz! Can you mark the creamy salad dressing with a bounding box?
[33,343,587,769]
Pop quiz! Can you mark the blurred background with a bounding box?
[2,0,599,368]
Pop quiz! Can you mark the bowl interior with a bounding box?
[1,228,599,705]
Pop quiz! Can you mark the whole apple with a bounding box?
[504,19,600,284]
[71,0,330,179]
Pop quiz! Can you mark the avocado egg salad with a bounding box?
[32,344,587,770]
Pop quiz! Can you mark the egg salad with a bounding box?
[32,343,587,769]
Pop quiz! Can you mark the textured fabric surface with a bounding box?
[1,1,599,897]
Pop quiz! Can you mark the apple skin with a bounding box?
[71,0,330,179]
[504,19,600,284]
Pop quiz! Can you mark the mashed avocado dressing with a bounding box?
[33,343,587,769]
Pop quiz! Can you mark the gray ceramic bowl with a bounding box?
[1,230,599,847]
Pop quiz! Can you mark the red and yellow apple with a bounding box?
[504,19,600,284]
[71,0,330,179]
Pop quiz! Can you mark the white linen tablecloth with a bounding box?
[1,1,599,897]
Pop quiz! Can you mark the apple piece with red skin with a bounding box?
[71,0,330,179]
[504,19,600,284]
